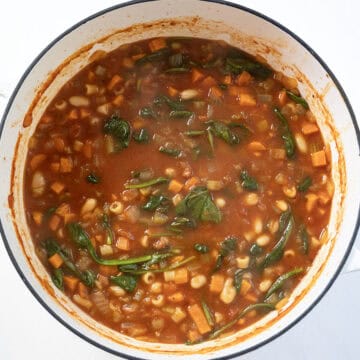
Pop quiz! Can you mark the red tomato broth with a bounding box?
[23,37,332,344]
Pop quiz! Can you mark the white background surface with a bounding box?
[0,1,359,359]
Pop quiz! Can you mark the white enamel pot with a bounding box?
[0,1,359,359]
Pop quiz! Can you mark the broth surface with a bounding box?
[24,37,332,344]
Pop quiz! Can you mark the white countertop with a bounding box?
[0,1,359,359]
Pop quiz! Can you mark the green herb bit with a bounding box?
[298,225,309,255]
[273,107,296,158]
[168,216,197,233]
[142,194,169,211]
[194,243,209,253]
[234,269,244,293]
[175,186,222,224]
[165,67,190,73]
[110,274,138,292]
[133,128,150,143]
[169,110,193,119]
[264,267,304,301]
[258,210,294,269]
[51,268,64,290]
[139,106,156,119]
[159,146,181,157]
[297,176,312,192]
[44,238,96,288]
[183,130,206,137]
[218,83,228,90]
[201,300,215,327]
[249,243,263,256]
[44,206,57,219]
[101,214,114,245]
[206,128,215,155]
[190,303,274,343]
[67,222,159,266]
[286,90,309,110]
[153,95,186,111]
[86,173,101,184]
[136,47,170,65]
[240,170,259,191]
[225,56,272,80]
[125,177,169,189]
[103,114,131,152]
[214,236,238,271]
[206,120,240,145]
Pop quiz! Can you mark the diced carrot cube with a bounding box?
[30,154,46,170]
[59,157,73,173]
[50,181,65,194]
[49,214,61,231]
[187,329,201,343]
[208,86,223,100]
[270,148,286,160]
[87,71,96,82]
[191,68,205,83]
[184,176,200,191]
[82,141,92,159]
[209,274,225,294]
[68,109,79,120]
[168,86,178,97]
[63,276,79,292]
[235,71,252,86]
[228,85,241,97]
[122,57,134,69]
[239,93,257,106]
[223,74,232,85]
[302,122,319,135]
[48,253,64,269]
[174,268,188,284]
[187,304,211,334]
[278,89,287,106]
[107,74,123,91]
[32,211,43,226]
[80,108,91,118]
[64,213,76,224]
[244,293,258,302]
[248,141,266,151]
[240,279,251,296]
[311,150,327,167]
[54,137,65,152]
[78,282,89,298]
[318,191,331,205]
[202,76,217,88]
[163,282,177,294]
[112,94,124,106]
[55,203,71,217]
[168,179,184,193]
[167,291,184,303]
[148,38,167,52]
[98,265,118,276]
[116,236,130,251]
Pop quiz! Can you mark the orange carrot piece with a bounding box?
[82,141,92,159]
[30,154,46,170]
[235,71,252,86]
[32,211,43,226]
[48,253,64,269]
[223,74,232,85]
[202,76,217,88]
[174,268,188,284]
[40,114,52,124]
[50,162,60,173]
[98,265,118,276]
[311,150,327,167]
[55,203,71,217]
[167,291,184,303]
[168,179,184,193]
[78,282,89,298]
[191,68,205,83]
[228,85,241,97]
[270,148,286,160]
[54,137,65,152]
[240,279,251,296]
[167,86,178,97]
[302,122,319,135]
[80,108,91,118]
[107,74,123,91]
[209,86,223,100]
[132,53,145,61]
[148,38,167,52]
[184,176,200,191]
[50,181,65,194]
[248,141,266,151]
[59,157,73,173]
[68,109,79,120]
[49,214,61,232]
[63,276,79,292]
[187,329,201,342]
[112,94,124,107]
[122,57,134,69]
[239,93,257,106]
[188,304,211,334]
[209,274,225,294]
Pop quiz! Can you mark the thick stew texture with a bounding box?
[24,37,333,344]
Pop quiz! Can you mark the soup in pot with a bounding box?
[24,37,333,344]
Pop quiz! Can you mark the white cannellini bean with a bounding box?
[253,217,263,234]
[180,89,199,100]
[220,278,236,304]
[245,193,259,206]
[109,286,126,297]
[236,256,250,269]
[215,198,226,208]
[109,201,124,215]
[99,244,113,256]
[282,185,297,199]
[294,132,307,154]
[190,275,207,289]
[69,95,90,107]
[256,234,271,247]
[259,279,272,293]
[31,171,46,197]
[81,198,97,215]
[275,200,288,212]
[73,294,92,310]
